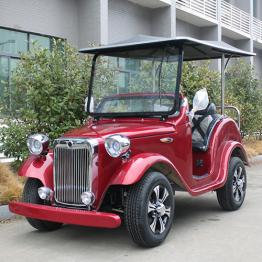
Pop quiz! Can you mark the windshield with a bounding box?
[89,47,181,116]
[97,95,175,113]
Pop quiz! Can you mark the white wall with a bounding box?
[0,0,79,46]
[176,19,200,38]
[151,7,172,37]
[225,0,250,13]
[254,48,262,79]
[200,26,220,41]
[78,0,102,48]
[222,36,236,46]
[108,0,152,43]
[254,0,262,19]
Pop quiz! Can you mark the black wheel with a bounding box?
[22,178,62,231]
[217,157,247,211]
[125,171,174,247]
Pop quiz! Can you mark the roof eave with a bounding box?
[79,36,255,59]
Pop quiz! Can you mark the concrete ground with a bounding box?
[0,205,15,221]
[0,163,261,262]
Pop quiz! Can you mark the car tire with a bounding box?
[22,178,63,231]
[125,171,174,247]
[216,157,247,211]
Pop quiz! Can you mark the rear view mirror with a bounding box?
[192,88,209,112]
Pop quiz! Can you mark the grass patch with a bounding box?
[0,163,24,205]
[243,139,262,159]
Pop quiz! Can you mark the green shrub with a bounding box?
[0,40,92,162]
[182,60,262,136]
[0,121,32,161]
[1,48,262,166]
[225,59,262,135]
[181,61,220,104]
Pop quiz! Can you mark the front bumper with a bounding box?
[9,202,121,229]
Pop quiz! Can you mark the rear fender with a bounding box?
[215,141,248,188]
[109,153,187,189]
[18,153,54,188]
[231,143,249,166]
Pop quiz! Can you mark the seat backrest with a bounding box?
[194,103,216,116]
[192,115,213,144]
[192,103,222,151]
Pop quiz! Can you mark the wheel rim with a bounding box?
[147,185,171,234]
[233,166,246,202]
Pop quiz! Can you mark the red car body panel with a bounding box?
[9,202,121,229]
[64,120,176,139]
[109,153,182,186]
[19,153,54,189]
[12,98,248,226]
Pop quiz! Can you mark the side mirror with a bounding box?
[84,97,94,113]
[192,88,209,112]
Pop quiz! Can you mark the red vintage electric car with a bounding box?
[9,36,254,247]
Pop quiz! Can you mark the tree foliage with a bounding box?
[0,40,92,162]
[181,61,220,104]
[181,60,262,136]
[225,59,262,135]
[0,42,262,165]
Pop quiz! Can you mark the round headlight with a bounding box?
[105,134,130,158]
[27,134,49,155]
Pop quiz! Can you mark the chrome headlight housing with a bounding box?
[27,134,49,155]
[105,134,130,158]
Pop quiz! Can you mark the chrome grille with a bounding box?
[54,141,92,206]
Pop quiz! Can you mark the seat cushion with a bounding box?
[192,141,207,152]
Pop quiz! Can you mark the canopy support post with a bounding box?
[221,54,225,115]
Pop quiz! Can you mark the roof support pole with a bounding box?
[221,54,225,115]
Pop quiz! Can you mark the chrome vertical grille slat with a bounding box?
[54,140,92,206]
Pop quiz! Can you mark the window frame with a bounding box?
[0,26,64,115]
[86,48,184,118]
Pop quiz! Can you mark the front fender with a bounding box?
[109,153,186,187]
[19,153,54,188]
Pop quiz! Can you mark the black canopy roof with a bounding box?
[79,35,255,61]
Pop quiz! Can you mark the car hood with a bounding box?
[63,120,175,140]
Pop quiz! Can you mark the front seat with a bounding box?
[192,103,222,152]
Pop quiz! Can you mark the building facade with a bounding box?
[0,0,261,161]
[1,0,262,78]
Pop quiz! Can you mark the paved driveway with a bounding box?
[0,164,261,262]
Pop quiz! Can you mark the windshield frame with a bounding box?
[86,47,184,118]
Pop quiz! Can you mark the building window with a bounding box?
[109,57,141,93]
[0,27,61,115]
[118,71,130,93]
[29,34,51,50]
[0,28,27,56]
[0,56,8,98]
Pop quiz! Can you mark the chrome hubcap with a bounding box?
[233,166,246,202]
[148,185,171,234]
